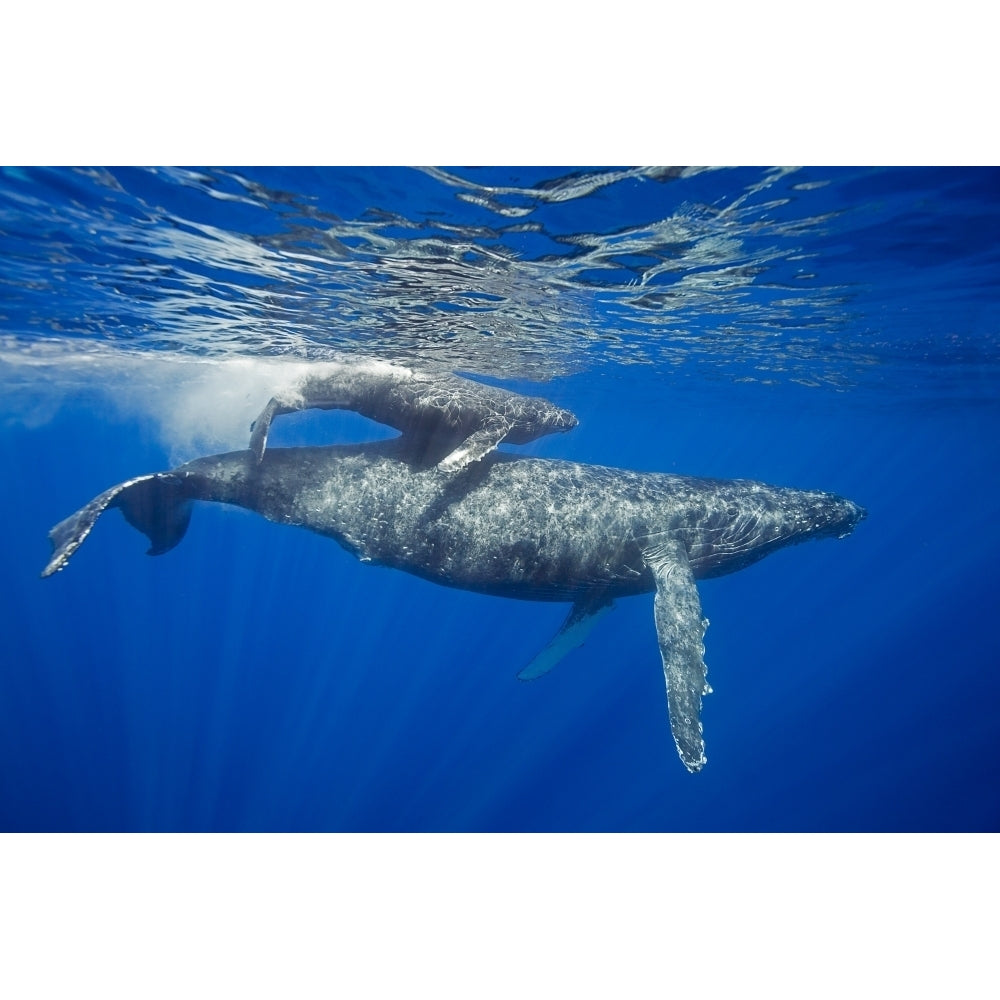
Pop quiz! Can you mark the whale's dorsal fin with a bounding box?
[642,538,711,773]
[517,594,614,681]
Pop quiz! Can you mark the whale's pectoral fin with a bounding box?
[42,473,192,578]
[643,539,710,773]
[437,420,510,472]
[517,595,614,681]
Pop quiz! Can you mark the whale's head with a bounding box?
[548,405,579,433]
[820,495,868,538]
[502,398,579,444]
[678,481,867,579]
[795,492,867,542]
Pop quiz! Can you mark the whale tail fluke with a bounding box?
[42,473,192,578]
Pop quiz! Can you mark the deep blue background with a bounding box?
[1,167,999,831]
[3,381,998,831]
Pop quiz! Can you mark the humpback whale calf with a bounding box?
[249,357,578,471]
[41,439,865,772]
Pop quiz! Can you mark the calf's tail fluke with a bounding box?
[41,473,193,578]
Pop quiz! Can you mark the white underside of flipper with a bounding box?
[438,421,510,472]
[643,538,710,773]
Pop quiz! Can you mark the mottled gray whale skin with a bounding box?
[41,440,865,773]
[249,357,578,470]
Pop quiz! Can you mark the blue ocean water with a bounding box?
[1,166,998,832]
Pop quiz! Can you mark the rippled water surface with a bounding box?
[1,166,998,831]
[5,166,998,391]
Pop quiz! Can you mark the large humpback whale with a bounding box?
[41,438,865,772]
[249,357,578,470]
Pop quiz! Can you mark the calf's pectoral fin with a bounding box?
[517,595,614,681]
[642,539,710,773]
[437,420,511,472]
[249,397,282,464]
